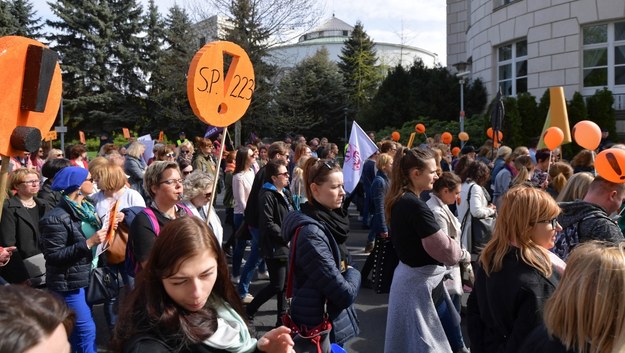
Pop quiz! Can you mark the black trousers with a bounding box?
[246,257,287,322]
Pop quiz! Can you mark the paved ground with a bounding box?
[94,202,468,352]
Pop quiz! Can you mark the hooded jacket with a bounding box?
[281,211,360,345]
[557,200,623,244]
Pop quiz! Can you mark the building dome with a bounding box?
[298,15,353,43]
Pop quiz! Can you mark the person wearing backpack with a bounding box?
[127,161,191,275]
[555,176,625,260]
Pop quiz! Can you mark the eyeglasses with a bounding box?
[183,170,193,176]
[180,150,189,154]
[160,178,183,185]
[276,172,289,177]
[538,218,558,229]
[21,180,40,185]
[56,154,63,157]
[165,153,175,157]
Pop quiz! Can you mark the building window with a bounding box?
[583,21,625,90]
[497,39,527,96]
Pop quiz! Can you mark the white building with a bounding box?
[447,0,625,122]
[266,16,440,69]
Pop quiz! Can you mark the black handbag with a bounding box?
[372,237,398,294]
[281,227,333,353]
[461,184,496,255]
[86,266,120,305]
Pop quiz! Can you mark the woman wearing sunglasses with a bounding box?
[181,171,223,245]
[246,159,294,327]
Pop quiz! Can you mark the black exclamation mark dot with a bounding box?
[606,153,625,180]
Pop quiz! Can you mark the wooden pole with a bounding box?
[206,128,228,225]
[0,156,10,222]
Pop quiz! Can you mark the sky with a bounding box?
[32,0,448,65]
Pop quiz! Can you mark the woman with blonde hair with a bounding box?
[555,172,594,203]
[467,186,566,353]
[124,141,147,199]
[521,241,625,353]
[546,162,573,199]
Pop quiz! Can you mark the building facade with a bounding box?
[447,0,625,115]
[267,16,440,69]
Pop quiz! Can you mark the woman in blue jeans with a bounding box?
[40,167,114,353]
[245,160,294,325]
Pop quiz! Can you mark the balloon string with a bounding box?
[546,150,552,175]
[591,150,596,176]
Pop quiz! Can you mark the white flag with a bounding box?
[343,121,378,193]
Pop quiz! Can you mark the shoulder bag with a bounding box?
[281,227,333,353]
[461,183,496,255]
[87,257,120,305]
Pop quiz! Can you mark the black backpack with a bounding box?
[553,214,608,261]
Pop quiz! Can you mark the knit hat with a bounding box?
[51,166,88,194]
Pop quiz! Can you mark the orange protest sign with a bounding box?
[122,128,130,139]
[44,130,57,141]
[0,36,62,157]
[158,131,164,142]
[187,41,255,127]
[79,131,86,144]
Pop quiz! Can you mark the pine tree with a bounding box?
[0,0,17,36]
[275,48,346,141]
[9,0,42,39]
[149,5,202,135]
[338,21,381,118]
[142,0,165,128]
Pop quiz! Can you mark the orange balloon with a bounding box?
[572,120,602,150]
[451,147,461,157]
[596,148,625,183]
[543,127,564,150]
[391,131,400,142]
[486,127,493,139]
[187,41,255,127]
[415,123,426,133]
[493,139,501,148]
[441,132,453,144]
[458,132,469,141]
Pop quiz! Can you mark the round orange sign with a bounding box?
[187,41,255,127]
[0,36,62,157]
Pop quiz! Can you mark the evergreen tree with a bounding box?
[362,64,413,131]
[275,48,346,141]
[516,92,539,144]
[149,5,202,135]
[338,21,381,118]
[9,0,41,38]
[0,0,17,36]
[222,0,276,144]
[142,0,165,128]
[587,88,616,138]
[108,0,144,96]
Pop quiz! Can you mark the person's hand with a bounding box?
[115,212,125,225]
[379,232,389,238]
[87,228,107,249]
[488,203,496,211]
[0,246,16,266]
[257,326,295,353]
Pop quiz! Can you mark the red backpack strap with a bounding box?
[285,226,303,300]
[143,208,160,235]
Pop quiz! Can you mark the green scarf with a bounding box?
[203,295,257,353]
[64,196,102,230]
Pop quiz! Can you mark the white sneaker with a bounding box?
[257,271,270,280]
[241,293,254,304]
[231,275,240,284]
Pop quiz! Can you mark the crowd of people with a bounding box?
[1,129,625,353]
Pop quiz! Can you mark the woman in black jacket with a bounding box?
[39,166,108,353]
[0,168,50,286]
[280,158,360,348]
[113,217,294,353]
[246,160,294,326]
